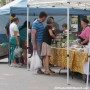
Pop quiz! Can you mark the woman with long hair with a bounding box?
[9,17,20,67]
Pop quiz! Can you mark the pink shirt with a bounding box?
[79,26,90,39]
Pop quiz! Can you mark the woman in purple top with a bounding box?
[79,18,90,45]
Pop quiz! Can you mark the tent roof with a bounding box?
[0,0,26,15]
[11,7,90,15]
[0,0,90,15]
[11,0,90,15]
[28,0,90,10]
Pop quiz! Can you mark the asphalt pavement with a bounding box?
[0,58,90,90]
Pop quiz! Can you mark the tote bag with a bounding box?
[30,51,42,71]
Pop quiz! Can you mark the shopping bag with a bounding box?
[30,51,42,71]
[14,46,22,58]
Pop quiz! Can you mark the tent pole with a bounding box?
[27,4,29,69]
[8,9,12,65]
[86,42,90,89]
[67,7,70,85]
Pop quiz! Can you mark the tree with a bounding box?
[0,0,6,6]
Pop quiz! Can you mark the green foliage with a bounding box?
[0,0,6,5]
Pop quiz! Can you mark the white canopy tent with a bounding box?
[27,0,90,89]
[28,0,90,9]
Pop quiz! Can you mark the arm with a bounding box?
[5,22,10,37]
[81,38,89,45]
[4,28,8,37]
[32,29,37,50]
[49,29,56,39]
[14,25,19,45]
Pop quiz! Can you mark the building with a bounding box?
[0,0,14,7]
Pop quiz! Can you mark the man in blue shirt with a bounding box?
[32,12,47,74]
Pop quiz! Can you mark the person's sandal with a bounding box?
[44,71,53,75]
[37,70,44,74]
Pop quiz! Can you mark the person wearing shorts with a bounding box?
[41,18,56,75]
[32,12,47,74]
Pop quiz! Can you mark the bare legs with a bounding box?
[43,56,52,74]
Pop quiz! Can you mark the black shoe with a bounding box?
[37,70,44,74]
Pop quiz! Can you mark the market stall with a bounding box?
[0,0,90,88]
[27,0,90,88]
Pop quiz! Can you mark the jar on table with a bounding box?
[51,39,56,48]
[62,43,65,47]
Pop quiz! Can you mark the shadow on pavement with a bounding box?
[0,55,8,64]
[0,55,7,59]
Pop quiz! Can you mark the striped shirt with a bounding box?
[32,20,44,43]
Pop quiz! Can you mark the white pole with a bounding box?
[86,42,90,89]
[86,56,90,89]
[27,4,29,68]
[67,7,70,85]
